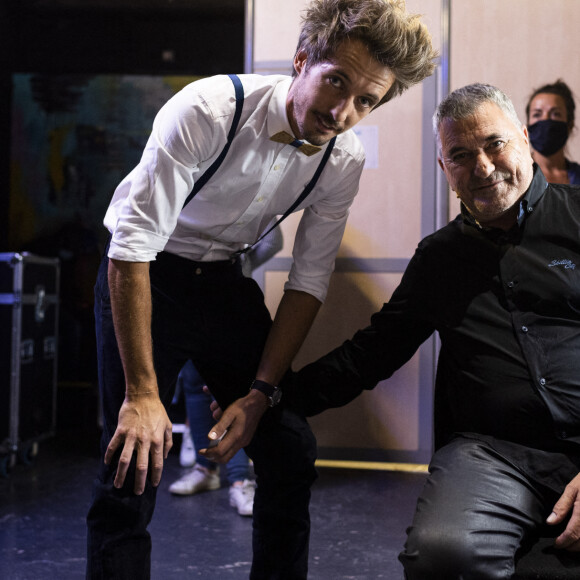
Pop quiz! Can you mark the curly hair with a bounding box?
[525,79,576,132]
[295,0,437,106]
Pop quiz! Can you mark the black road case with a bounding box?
[0,252,60,475]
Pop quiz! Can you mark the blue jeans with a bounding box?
[178,359,250,483]
[87,250,317,579]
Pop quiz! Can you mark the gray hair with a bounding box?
[433,83,523,147]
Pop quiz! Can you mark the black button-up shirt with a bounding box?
[291,166,580,492]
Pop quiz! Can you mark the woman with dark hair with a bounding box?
[526,79,580,184]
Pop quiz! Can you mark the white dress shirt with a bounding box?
[104,74,365,302]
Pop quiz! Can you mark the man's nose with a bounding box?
[330,97,354,124]
[473,152,494,177]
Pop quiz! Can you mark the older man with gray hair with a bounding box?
[286,83,580,578]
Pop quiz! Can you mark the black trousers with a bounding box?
[86,251,318,579]
[399,436,562,579]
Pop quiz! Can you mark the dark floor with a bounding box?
[0,430,427,580]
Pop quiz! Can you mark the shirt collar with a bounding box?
[266,77,321,149]
[523,163,549,209]
[267,78,295,138]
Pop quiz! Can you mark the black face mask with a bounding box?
[528,119,569,156]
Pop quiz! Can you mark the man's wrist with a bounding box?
[250,379,282,407]
[125,387,160,401]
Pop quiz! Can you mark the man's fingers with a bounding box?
[163,427,173,459]
[548,481,579,526]
[553,499,580,550]
[555,517,580,550]
[547,510,565,525]
[208,407,235,442]
[133,442,151,495]
[549,474,580,551]
[209,399,223,421]
[201,431,234,463]
[202,416,250,463]
[203,386,224,420]
[114,438,135,489]
[108,429,135,488]
[148,444,165,489]
[200,435,240,464]
[104,432,123,466]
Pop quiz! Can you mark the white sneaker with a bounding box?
[229,479,256,517]
[179,426,196,467]
[169,464,220,496]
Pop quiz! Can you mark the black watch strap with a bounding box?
[250,379,282,407]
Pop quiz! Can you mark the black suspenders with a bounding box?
[182,74,336,252]
[182,74,245,209]
[242,135,336,255]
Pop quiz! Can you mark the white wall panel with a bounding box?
[448,0,580,218]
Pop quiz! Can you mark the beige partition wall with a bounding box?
[252,0,442,463]
[448,0,580,217]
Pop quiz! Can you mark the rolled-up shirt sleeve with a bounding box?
[105,82,225,262]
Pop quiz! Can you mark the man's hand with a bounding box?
[547,472,580,551]
[104,392,173,495]
[203,385,224,421]
[199,390,268,463]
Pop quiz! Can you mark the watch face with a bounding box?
[270,388,282,406]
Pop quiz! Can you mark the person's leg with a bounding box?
[225,449,251,483]
[399,436,553,580]
[178,359,255,513]
[194,275,318,579]
[168,360,222,495]
[245,407,317,579]
[180,360,216,472]
[172,367,196,467]
[86,254,196,579]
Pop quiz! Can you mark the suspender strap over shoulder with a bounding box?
[180,73,337,254]
[241,135,337,254]
[182,73,244,209]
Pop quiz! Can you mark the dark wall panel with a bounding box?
[0,3,244,249]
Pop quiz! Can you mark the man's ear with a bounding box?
[521,124,530,147]
[438,157,445,172]
[293,49,308,76]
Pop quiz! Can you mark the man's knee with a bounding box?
[250,409,317,469]
[400,524,513,579]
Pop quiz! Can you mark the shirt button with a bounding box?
[560,430,568,439]
[507,281,515,288]
[521,326,528,333]
[539,378,546,386]
[195,267,202,275]
[527,206,534,213]
[273,165,280,171]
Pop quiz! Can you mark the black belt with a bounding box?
[154,250,243,280]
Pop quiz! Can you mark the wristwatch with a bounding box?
[250,379,282,407]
